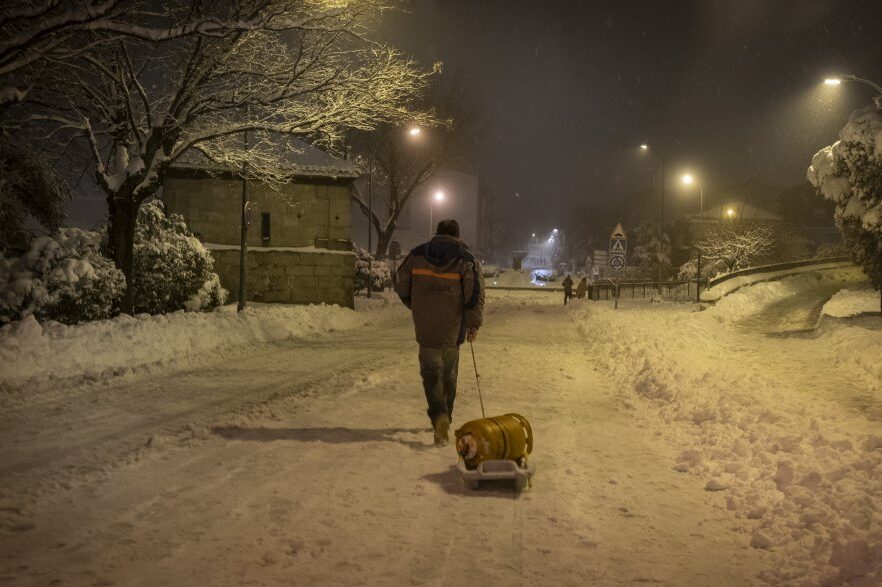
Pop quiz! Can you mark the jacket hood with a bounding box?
[414,235,472,267]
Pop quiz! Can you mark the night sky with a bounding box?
[379,0,882,235]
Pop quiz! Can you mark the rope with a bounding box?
[469,341,486,419]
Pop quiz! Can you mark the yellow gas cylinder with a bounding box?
[455,413,533,469]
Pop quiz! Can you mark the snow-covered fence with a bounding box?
[701,256,853,303]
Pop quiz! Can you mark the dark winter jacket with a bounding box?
[395,235,485,348]
[562,275,574,293]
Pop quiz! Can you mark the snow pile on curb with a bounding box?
[701,262,854,303]
[710,267,863,324]
[0,303,384,388]
[822,287,879,318]
[574,300,882,586]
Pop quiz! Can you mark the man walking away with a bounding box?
[395,219,485,446]
[562,273,574,306]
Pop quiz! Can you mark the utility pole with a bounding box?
[237,104,250,312]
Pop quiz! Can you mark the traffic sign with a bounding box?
[609,254,626,271]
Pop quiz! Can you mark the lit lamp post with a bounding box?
[366,126,421,298]
[824,75,882,95]
[682,173,704,303]
[428,190,445,238]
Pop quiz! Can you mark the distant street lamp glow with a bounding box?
[531,233,536,237]
[726,208,736,218]
[433,190,445,202]
[553,228,559,233]
[824,78,842,86]
[640,144,648,150]
[822,75,882,95]
[682,173,694,185]
[408,127,422,136]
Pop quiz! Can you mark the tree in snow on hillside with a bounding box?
[0,228,125,325]
[808,101,882,311]
[0,136,68,255]
[132,201,226,315]
[695,221,775,274]
[22,0,434,313]
[629,222,671,279]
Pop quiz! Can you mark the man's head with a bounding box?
[435,219,460,238]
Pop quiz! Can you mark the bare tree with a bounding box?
[351,78,479,258]
[22,0,433,312]
[696,221,775,273]
[0,0,314,110]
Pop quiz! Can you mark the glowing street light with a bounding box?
[408,127,422,136]
[726,207,736,219]
[639,143,648,151]
[433,190,445,202]
[822,75,882,95]
[552,228,559,234]
[682,173,695,185]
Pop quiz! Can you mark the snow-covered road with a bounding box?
[0,293,777,586]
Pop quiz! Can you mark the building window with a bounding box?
[261,212,271,242]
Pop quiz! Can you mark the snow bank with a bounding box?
[0,302,389,389]
[702,261,855,303]
[710,266,863,324]
[822,287,880,318]
[574,299,882,585]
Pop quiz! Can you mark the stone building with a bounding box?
[162,148,359,308]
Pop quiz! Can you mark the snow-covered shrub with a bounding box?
[354,247,391,293]
[677,257,727,281]
[133,201,227,314]
[0,228,125,324]
[813,241,849,259]
[481,264,500,278]
[808,101,882,310]
[630,222,672,277]
[696,221,775,273]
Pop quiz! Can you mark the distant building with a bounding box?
[162,146,358,308]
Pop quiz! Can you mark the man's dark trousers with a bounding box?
[418,345,460,423]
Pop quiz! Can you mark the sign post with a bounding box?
[608,223,627,308]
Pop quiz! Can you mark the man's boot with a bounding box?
[433,413,450,446]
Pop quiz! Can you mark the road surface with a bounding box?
[1,292,777,586]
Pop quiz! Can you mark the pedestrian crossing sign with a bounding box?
[609,238,627,254]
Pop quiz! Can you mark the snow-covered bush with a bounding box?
[0,228,125,325]
[630,222,671,276]
[481,264,500,278]
[677,257,727,281]
[696,221,774,273]
[132,201,227,314]
[354,247,391,293]
[813,241,849,259]
[808,101,882,310]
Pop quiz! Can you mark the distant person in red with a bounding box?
[394,219,485,446]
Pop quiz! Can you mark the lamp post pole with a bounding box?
[640,144,666,283]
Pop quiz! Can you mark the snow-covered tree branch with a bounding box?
[20,0,433,312]
[808,101,882,312]
[696,221,775,274]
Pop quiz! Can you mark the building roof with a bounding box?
[171,140,359,180]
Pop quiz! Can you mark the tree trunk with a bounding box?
[375,227,394,260]
[107,197,138,315]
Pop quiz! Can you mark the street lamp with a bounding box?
[725,207,736,219]
[428,190,445,237]
[366,125,421,297]
[823,75,882,95]
[682,173,705,303]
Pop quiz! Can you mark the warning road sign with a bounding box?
[609,238,627,254]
